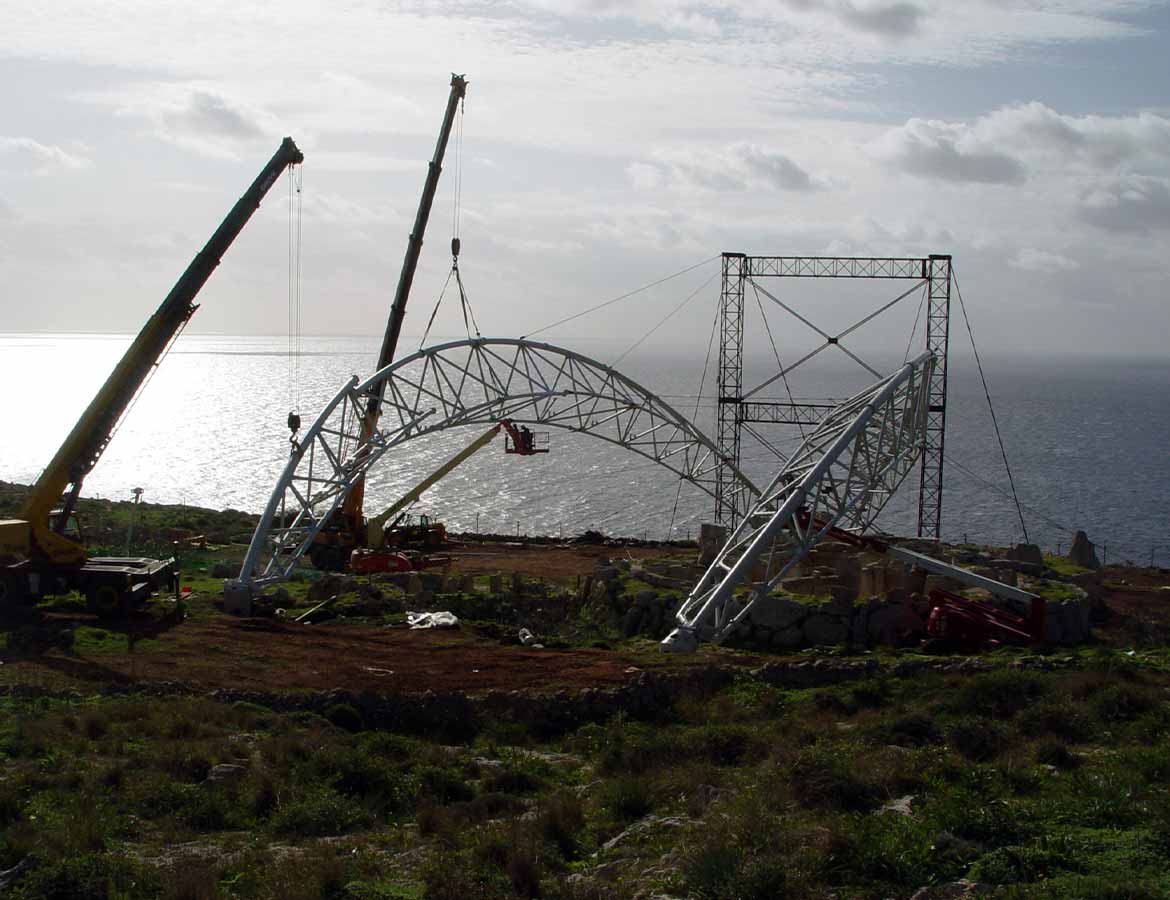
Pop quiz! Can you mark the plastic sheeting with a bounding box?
[406,610,460,629]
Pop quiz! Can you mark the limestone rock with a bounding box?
[204,763,247,785]
[802,613,849,645]
[1068,530,1102,570]
[1007,543,1044,566]
[749,595,808,631]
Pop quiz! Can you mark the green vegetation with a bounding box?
[0,663,1166,897]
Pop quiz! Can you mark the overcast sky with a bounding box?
[3,0,1169,357]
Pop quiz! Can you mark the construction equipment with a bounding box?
[309,74,467,572]
[0,137,304,615]
[925,588,1045,649]
[341,419,541,575]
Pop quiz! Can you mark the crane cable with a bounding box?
[420,93,481,347]
[952,266,1029,543]
[287,164,304,443]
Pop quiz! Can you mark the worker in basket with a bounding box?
[518,424,535,454]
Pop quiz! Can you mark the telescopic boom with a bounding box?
[17,137,304,566]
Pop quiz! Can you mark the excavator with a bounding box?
[0,138,304,616]
[349,419,546,574]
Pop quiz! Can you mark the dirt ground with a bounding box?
[0,616,737,695]
[3,543,1167,698]
[444,539,675,577]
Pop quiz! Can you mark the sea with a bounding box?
[1,332,1168,566]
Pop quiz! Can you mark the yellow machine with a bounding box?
[0,138,304,615]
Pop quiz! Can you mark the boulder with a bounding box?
[802,614,849,645]
[697,523,727,567]
[1007,543,1044,566]
[204,763,247,785]
[772,625,806,649]
[1068,530,1102,570]
[748,595,808,631]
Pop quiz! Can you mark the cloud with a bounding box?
[1010,247,1079,274]
[628,143,825,193]
[103,85,273,158]
[1078,176,1170,232]
[0,136,89,175]
[870,118,1026,184]
[836,1,925,37]
[165,91,262,139]
[977,102,1170,172]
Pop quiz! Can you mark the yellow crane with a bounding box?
[0,138,304,615]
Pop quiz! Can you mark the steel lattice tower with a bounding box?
[713,252,952,540]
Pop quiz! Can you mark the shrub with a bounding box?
[879,713,943,747]
[484,766,545,795]
[682,840,791,900]
[324,703,364,733]
[787,744,877,812]
[948,717,1009,762]
[1091,684,1157,724]
[539,792,585,860]
[1017,701,1097,743]
[1035,740,1080,770]
[599,776,654,822]
[506,845,542,899]
[17,852,156,900]
[418,766,475,805]
[271,787,369,836]
[950,669,1048,719]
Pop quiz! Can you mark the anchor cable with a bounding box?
[525,255,720,339]
[952,267,1030,543]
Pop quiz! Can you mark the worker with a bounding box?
[519,425,533,453]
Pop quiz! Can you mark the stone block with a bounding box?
[1008,543,1044,566]
[748,595,808,631]
[802,614,849,645]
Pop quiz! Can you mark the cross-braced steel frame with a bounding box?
[715,253,952,539]
[233,338,759,592]
[666,352,935,650]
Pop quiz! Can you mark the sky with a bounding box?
[3,0,1170,359]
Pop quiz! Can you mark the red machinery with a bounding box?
[796,509,1047,651]
[501,420,549,455]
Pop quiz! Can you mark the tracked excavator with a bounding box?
[0,138,304,616]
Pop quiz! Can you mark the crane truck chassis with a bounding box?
[0,137,304,616]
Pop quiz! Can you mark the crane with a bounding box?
[310,74,468,571]
[0,137,304,615]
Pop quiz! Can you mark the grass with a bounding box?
[0,663,1168,898]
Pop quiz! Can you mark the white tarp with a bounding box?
[406,610,460,629]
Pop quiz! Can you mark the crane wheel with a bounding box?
[86,584,127,619]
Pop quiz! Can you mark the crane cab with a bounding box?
[48,510,84,544]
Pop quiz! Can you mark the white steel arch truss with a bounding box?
[236,338,759,591]
[665,351,935,650]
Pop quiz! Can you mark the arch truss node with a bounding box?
[665,351,935,651]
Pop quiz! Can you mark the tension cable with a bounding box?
[952,267,1029,543]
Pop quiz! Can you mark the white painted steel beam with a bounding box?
[664,352,935,651]
[231,338,759,597]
